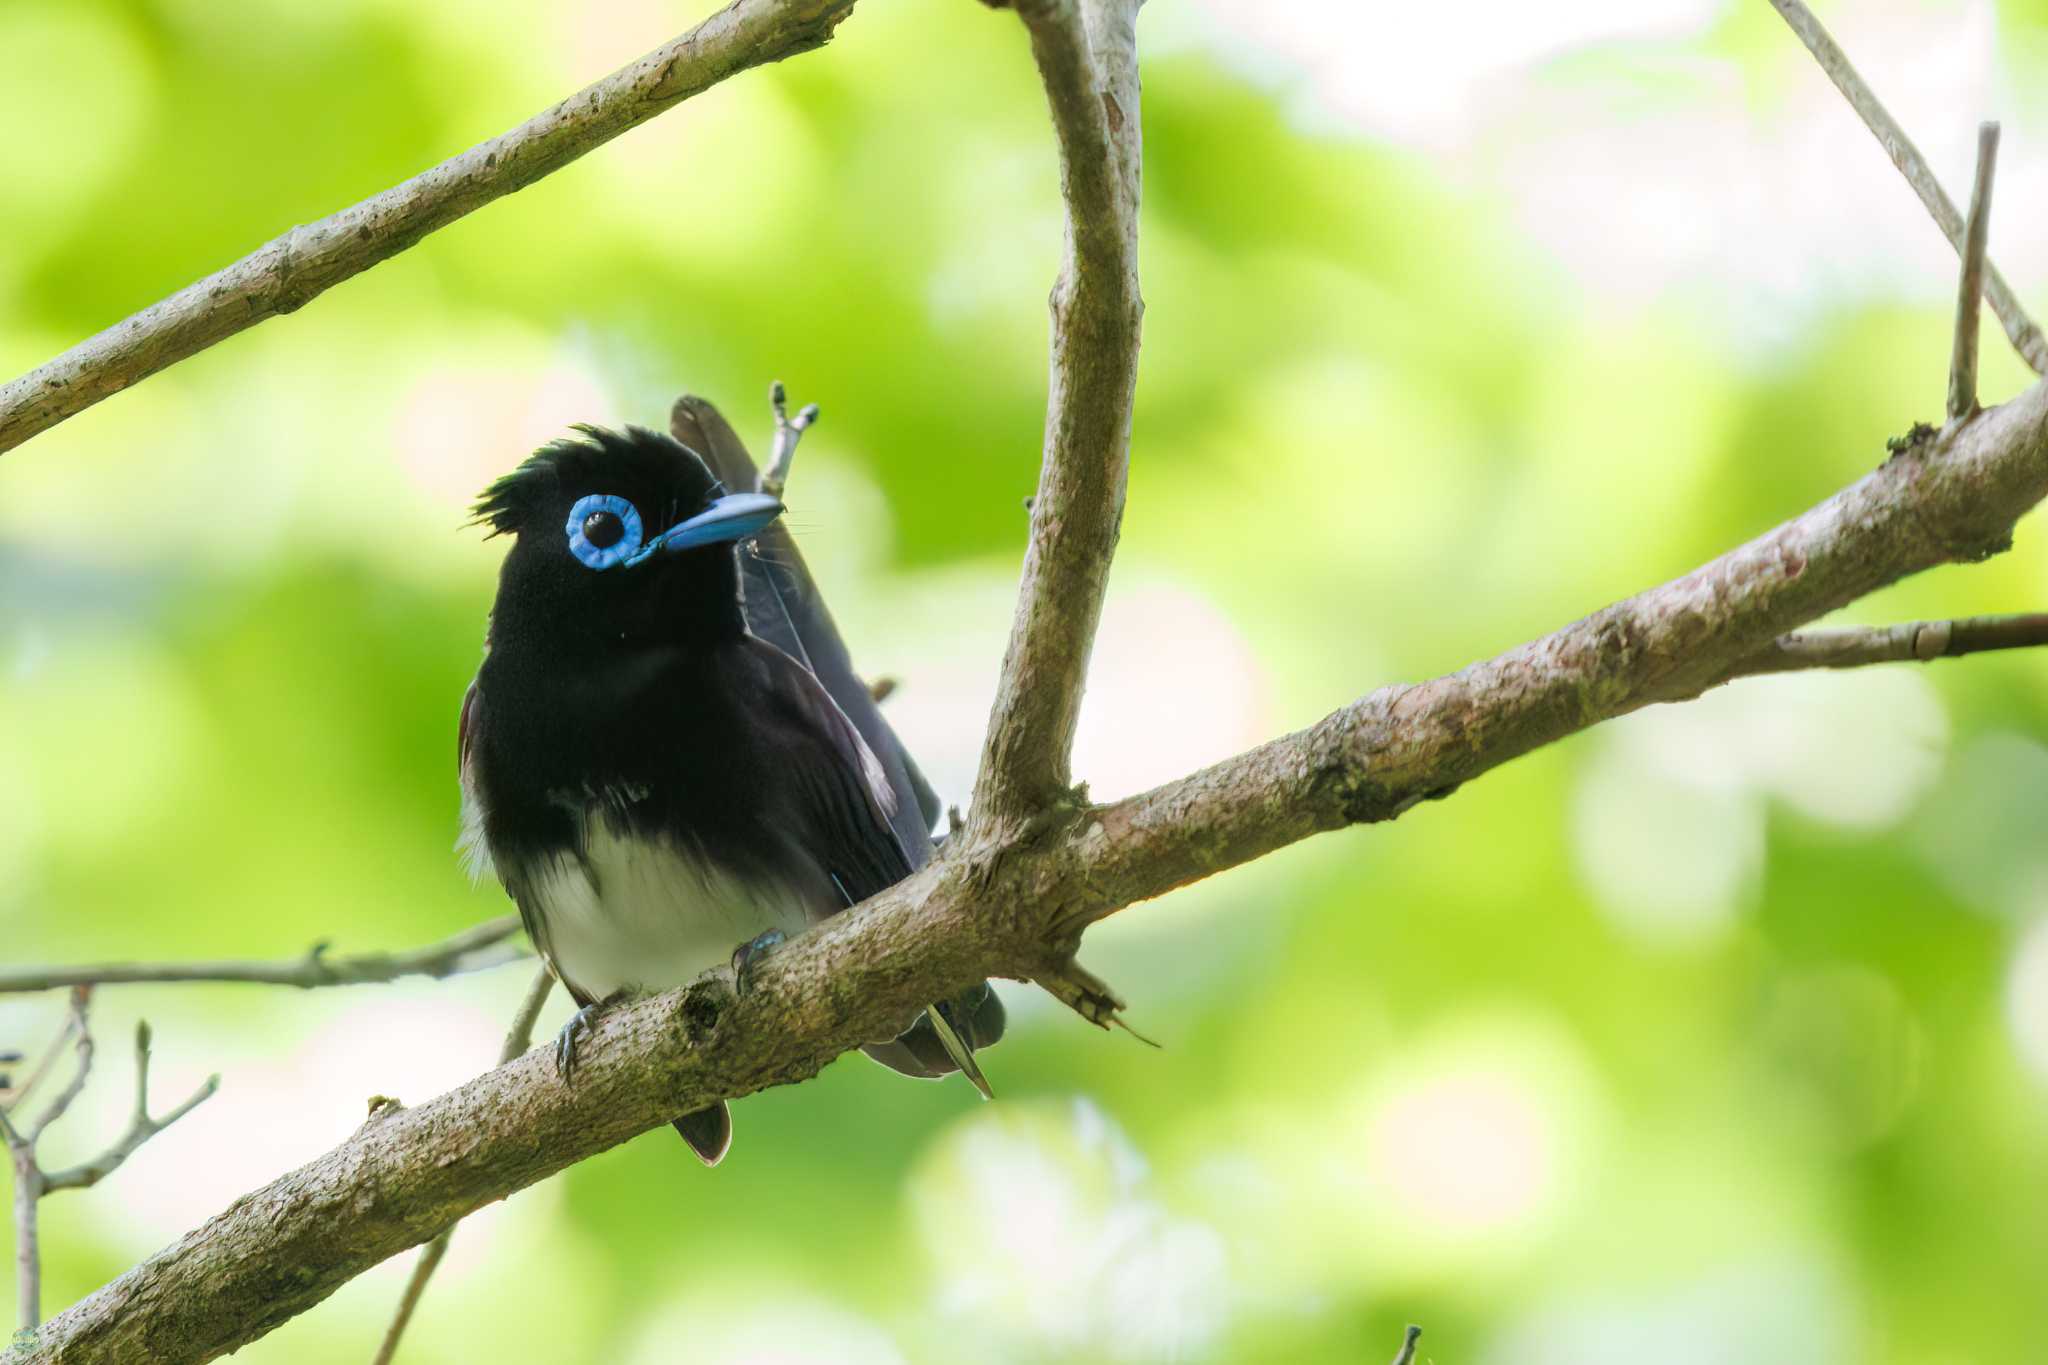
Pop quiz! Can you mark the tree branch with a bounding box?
[15,371,2048,1363]
[370,966,553,1365]
[23,992,95,1144]
[0,1012,80,1114]
[1769,0,2048,375]
[1719,611,2048,681]
[40,1024,218,1194]
[0,0,858,457]
[3,993,216,1333]
[0,916,525,994]
[1949,122,2000,422]
[1063,394,2048,936]
[969,0,1145,835]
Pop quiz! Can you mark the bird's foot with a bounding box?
[553,988,632,1085]
[730,929,786,997]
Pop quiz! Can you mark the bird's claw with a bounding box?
[553,990,633,1084]
[731,929,785,996]
[553,1003,599,1085]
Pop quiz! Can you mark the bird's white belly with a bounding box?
[525,821,811,1001]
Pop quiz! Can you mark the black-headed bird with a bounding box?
[458,420,1002,1165]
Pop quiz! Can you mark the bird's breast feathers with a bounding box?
[513,809,813,1003]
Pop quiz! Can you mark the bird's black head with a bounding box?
[474,424,783,654]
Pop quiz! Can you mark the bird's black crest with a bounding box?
[471,424,723,537]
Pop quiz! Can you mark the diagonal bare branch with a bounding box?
[0,916,525,995]
[1067,393,2048,934]
[0,0,858,456]
[1769,0,2048,375]
[1950,122,2001,422]
[26,990,95,1143]
[0,1012,80,1115]
[369,965,554,1365]
[969,0,1146,836]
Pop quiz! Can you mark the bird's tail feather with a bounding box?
[925,1001,994,1100]
[860,981,1006,1093]
[671,1102,732,1166]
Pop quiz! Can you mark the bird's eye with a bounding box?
[563,494,644,570]
[583,510,625,548]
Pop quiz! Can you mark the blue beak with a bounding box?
[624,492,784,566]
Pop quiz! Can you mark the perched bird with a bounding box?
[458,417,1003,1164]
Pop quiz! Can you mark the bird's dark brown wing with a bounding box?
[736,637,1005,1086]
[737,634,915,911]
[673,394,944,860]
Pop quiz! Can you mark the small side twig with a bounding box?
[25,990,96,1143]
[1718,611,2048,683]
[1034,957,1157,1046]
[370,964,555,1365]
[760,379,819,500]
[1949,122,2001,423]
[0,915,525,995]
[1769,0,2048,375]
[2,990,216,1332]
[1391,1324,1422,1365]
[0,1010,82,1113]
[41,1024,220,1193]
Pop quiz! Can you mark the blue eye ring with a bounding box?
[564,494,644,571]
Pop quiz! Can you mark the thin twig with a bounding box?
[0,1011,80,1112]
[1719,611,2048,683]
[1950,122,2001,422]
[40,1023,220,1193]
[370,965,554,1365]
[0,916,525,994]
[759,380,819,500]
[370,1238,449,1365]
[27,990,96,1142]
[0,0,859,456]
[7,1122,44,1335]
[4,992,215,1330]
[497,966,558,1066]
[970,0,1146,836]
[1391,1324,1422,1365]
[1769,0,2048,375]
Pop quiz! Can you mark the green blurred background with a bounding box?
[8,0,2048,1359]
